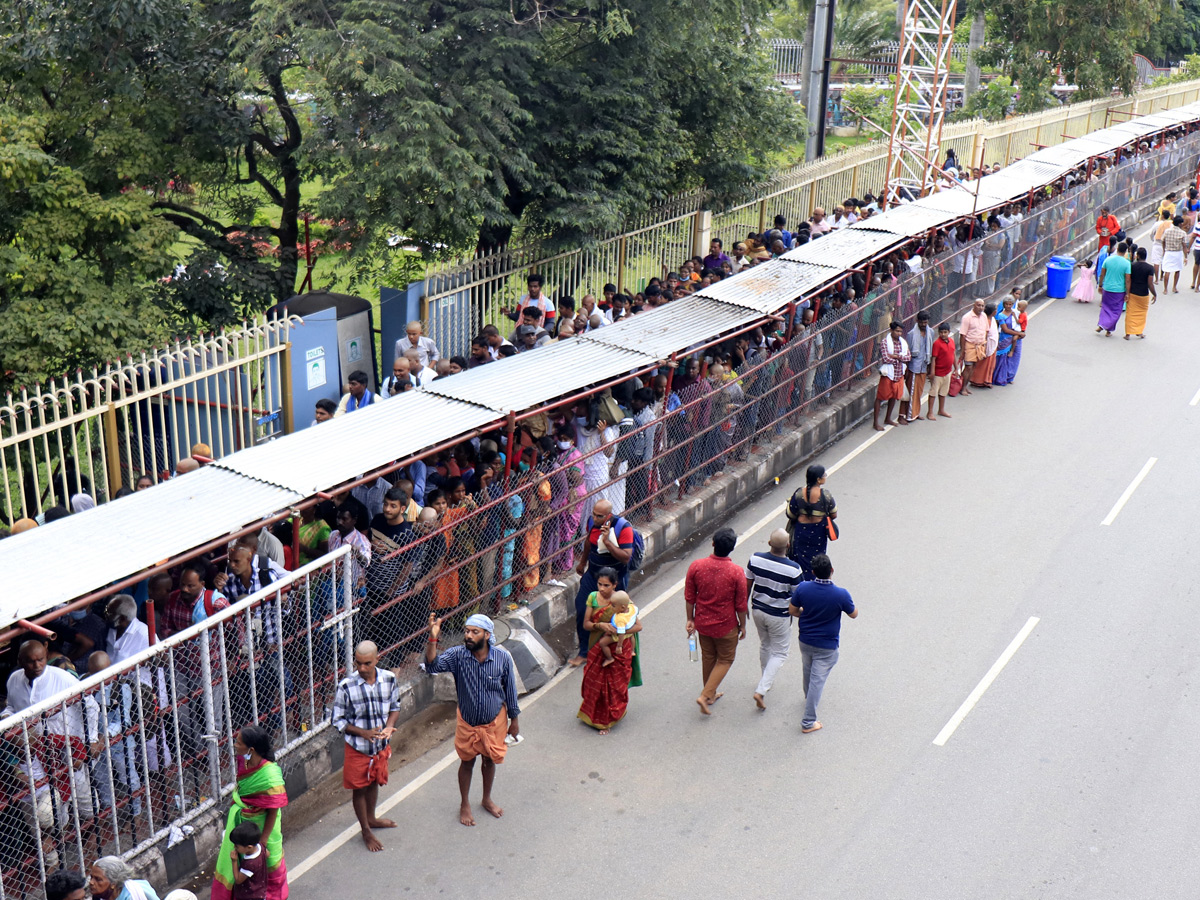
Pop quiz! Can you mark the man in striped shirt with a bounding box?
[746,529,803,710]
[425,613,520,827]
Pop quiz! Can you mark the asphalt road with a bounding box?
[282,232,1200,899]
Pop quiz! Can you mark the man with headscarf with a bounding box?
[425,612,520,827]
[332,640,401,852]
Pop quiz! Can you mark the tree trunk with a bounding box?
[964,9,985,103]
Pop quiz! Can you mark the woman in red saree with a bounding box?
[577,571,644,733]
[211,726,289,900]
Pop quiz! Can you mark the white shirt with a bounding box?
[394,335,440,368]
[3,665,99,742]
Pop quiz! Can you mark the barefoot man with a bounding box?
[332,641,401,851]
[425,613,520,826]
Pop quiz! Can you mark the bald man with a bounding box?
[570,499,634,666]
[175,457,200,475]
[3,641,100,833]
[745,529,805,709]
[332,640,401,852]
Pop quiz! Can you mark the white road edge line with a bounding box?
[1100,457,1157,526]
[292,419,895,880]
[932,616,1040,747]
[1189,385,1200,406]
[1025,295,1059,320]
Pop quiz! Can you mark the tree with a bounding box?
[979,0,1159,101]
[0,110,176,384]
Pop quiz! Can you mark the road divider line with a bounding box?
[292,420,897,880]
[1189,385,1200,406]
[1100,457,1157,526]
[1025,295,1059,320]
[933,617,1040,747]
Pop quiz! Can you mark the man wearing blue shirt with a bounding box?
[788,554,857,733]
[426,613,520,826]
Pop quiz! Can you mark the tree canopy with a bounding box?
[0,0,802,385]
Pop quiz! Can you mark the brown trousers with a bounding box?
[698,628,739,702]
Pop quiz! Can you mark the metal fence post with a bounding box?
[199,629,222,801]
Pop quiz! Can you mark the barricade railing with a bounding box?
[344,133,1200,666]
[0,316,296,524]
[0,546,354,899]
[421,80,1200,358]
[0,127,1192,900]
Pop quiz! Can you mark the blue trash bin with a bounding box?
[1045,258,1074,299]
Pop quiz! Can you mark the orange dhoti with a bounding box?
[454,708,509,763]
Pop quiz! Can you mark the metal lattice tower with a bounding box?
[883,0,957,205]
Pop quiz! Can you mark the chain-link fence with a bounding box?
[1,132,1195,900]
[0,547,355,898]
[343,133,1200,669]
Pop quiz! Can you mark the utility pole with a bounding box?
[804,0,838,160]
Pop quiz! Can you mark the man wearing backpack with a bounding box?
[570,499,636,667]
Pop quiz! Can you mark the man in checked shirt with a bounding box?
[425,612,520,826]
[332,641,401,852]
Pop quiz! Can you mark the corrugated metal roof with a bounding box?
[0,467,303,625]
[424,338,657,412]
[214,392,502,495]
[854,203,960,236]
[581,296,759,357]
[694,259,842,312]
[781,228,902,268]
[917,188,1005,217]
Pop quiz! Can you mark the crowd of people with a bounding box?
[1,122,1195,898]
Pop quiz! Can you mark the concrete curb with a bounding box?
[133,188,1174,893]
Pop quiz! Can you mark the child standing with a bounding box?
[229,822,267,900]
[1071,259,1096,303]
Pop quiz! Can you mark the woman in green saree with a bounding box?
[211,725,289,900]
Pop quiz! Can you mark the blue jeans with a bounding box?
[800,642,839,728]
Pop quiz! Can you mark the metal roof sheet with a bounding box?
[694,259,841,312]
[424,339,657,412]
[853,202,960,236]
[216,391,502,495]
[780,228,902,268]
[581,296,760,358]
[1108,120,1159,138]
[0,467,303,626]
[917,187,1008,217]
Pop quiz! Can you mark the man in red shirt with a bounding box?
[685,527,748,715]
[1096,207,1120,255]
[926,323,956,420]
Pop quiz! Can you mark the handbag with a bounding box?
[948,363,963,397]
[825,517,840,541]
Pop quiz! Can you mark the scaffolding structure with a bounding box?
[883,0,958,204]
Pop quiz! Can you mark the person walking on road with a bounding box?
[746,529,804,710]
[685,527,748,716]
[1095,206,1120,255]
[1125,246,1157,339]
[1159,214,1188,294]
[788,554,856,733]
[332,641,401,852]
[570,499,634,667]
[425,613,520,826]
[1096,241,1130,336]
[785,464,838,580]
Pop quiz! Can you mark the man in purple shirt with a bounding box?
[702,238,732,273]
